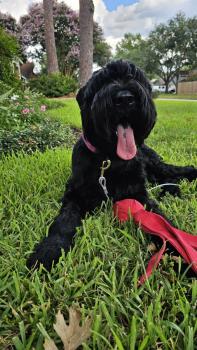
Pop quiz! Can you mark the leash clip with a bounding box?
[99,160,111,199]
[99,176,109,199]
[100,160,111,177]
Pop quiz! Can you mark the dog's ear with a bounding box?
[76,86,86,109]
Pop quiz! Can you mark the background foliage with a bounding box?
[18,1,111,74]
[0,89,77,156]
[29,73,78,97]
[115,33,150,75]
[115,12,197,91]
[0,27,20,86]
[147,13,197,91]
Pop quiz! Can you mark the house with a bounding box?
[151,78,176,93]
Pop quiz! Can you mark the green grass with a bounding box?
[0,100,197,349]
[46,98,81,129]
[150,100,197,164]
[158,93,197,100]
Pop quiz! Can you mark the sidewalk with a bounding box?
[158,98,197,102]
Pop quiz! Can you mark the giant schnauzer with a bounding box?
[27,60,197,270]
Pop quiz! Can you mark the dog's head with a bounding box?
[76,60,156,160]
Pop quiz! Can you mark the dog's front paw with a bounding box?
[160,184,181,198]
[186,166,197,181]
[27,235,71,271]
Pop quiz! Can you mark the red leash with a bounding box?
[113,199,197,285]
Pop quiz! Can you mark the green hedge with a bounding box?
[152,90,160,99]
[29,73,78,97]
[0,27,20,87]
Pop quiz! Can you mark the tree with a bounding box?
[115,33,149,73]
[147,13,197,92]
[0,11,19,36]
[79,0,94,87]
[43,0,59,73]
[18,1,111,74]
[0,11,25,61]
[93,22,112,67]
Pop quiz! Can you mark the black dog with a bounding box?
[27,60,197,270]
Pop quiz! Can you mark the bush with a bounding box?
[0,119,77,156]
[0,27,20,86]
[0,79,23,95]
[0,80,12,94]
[152,90,159,99]
[39,97,66,110]
[185,72,197,82]
[0,87,78,156]
[29,73,78,97]
[0,89,47,130]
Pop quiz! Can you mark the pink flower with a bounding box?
[40,105,47,112]
[22,108,30,114]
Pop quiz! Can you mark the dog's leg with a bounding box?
[143,145,197,195]
[27,199,82,270]
[135,192,165,217]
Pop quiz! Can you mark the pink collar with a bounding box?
[81,133,97,153]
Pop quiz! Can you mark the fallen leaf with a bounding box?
[147,243,157,252]
[44,338,58,350]
[44,307,92,350]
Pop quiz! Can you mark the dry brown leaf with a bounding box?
[44,338,58,350]
[147,243,157,252]
[44,307,92,350]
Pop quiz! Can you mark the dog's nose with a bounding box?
[115,90,134,106]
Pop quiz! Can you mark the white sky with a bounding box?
[0,0,197,51]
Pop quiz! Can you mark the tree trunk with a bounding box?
[79,0,94,87]
[175,73,179,94]
[43,0,59,74]
[164,78,170,93]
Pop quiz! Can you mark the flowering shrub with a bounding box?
[40,105,46,112]
[0,120,77,155]
[0,88,78,156]
[0,89,47,130]
[0,11,19,36]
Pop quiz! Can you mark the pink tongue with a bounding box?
[117,125,137,160]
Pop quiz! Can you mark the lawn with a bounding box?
[47,99,81,129]
[0,99,197,349]
[158,93,197,100]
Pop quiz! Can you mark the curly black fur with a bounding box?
[27,60,197,271]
